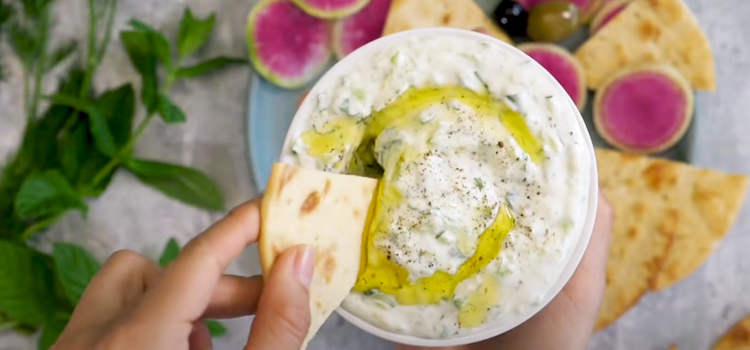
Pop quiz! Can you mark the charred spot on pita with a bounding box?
[301,191,321,215]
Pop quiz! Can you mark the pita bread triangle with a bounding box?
[594,149,748,330]
[260,163,378,349]
[382,0,512,43]
[594,148,676,330]
[650,159,748,290]
[575,0,716,90]
[714,314,750,350]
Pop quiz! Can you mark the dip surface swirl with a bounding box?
[285,34,591,339]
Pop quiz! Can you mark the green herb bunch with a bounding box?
[0,0,244,347]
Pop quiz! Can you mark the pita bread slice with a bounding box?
[260,163,378,349]
[651,162,748,290]
[594,149,749,329]
[594,148,676,330]
[575,0,716,90]
[714,315,750,350]
[382,0,512,43]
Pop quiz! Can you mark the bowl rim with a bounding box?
[279,27,600,347]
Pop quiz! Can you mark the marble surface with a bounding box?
[0,0,749,349]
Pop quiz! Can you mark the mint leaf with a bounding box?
[95,84,135,149]
[158,93,186,123]
[75,151,116,198]
[128,19,171,70]
[0,0,12,28]
[0,241,58,326]
[45,40,77,72]
[177,9,215,59]
[7,22,41,67]
[120,30,159,112]
[0,103,74,239]
[52,242,101,304]
[175,57,246,78]
[58,121,89,181]
[38,317,67,350]
[14,170,87,219]
[159,237,180,267]
[125,158,225,211]
[206,319,226,337]
[48,93,117,157]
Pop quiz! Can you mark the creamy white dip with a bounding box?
[283,34,591,339]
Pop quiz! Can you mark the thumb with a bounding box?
[246,245,315,350]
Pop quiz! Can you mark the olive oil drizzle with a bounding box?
[301,86,544,306]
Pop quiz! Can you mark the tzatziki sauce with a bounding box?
[284,33,591,339]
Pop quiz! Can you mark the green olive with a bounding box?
[527,1,581,42]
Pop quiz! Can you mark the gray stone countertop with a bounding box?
[0,0,748,349]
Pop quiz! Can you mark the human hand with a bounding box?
[53,196,316,350]
[398,190,614,350]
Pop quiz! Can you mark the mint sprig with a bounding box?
[0,0,244,347]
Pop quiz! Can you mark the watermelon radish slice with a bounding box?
[593,64,694,154]
[519,43,587,111]
[517,0,601,22]
[291,0,372,19]
[331,0,392,59]
[590,0,631,34]
[246,0,332,89]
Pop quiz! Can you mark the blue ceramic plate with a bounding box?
[246,1,695,191]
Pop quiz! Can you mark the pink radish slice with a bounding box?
[519,43,587,111]
[332,0,392,59]
[594,64,694,154]
[247,0,332,89]
[291,0,372,19]
[516,0,601,21]
[590,0,631,33]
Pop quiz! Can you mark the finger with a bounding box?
[571,190,614,290]
[133,196,263,324]
[569,190,614,309]
[246,245,315,350]
[188,321,213,350]
[589,190,614,268]
[65,250,160,333]
[203,275,264,319]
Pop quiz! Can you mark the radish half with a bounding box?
[518,43,587,111]
[590,0,632,34]
[331,0,392,59]
[246,0,332,89]
[594,64,694,154]
[291,0,372,19]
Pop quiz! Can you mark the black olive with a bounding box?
[493,0,529,37]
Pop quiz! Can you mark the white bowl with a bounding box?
[279,27,599,347]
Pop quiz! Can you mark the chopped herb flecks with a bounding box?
[474,177,484,190]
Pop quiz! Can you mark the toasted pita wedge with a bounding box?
[575,0,716,90]
[594,149,748,329]
[651,163,748,290]
[714,315,750,350]
[382,0,512,43]
[594,148,677,330]
[260,163,378,348]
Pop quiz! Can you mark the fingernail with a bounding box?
[294,246,315,288]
